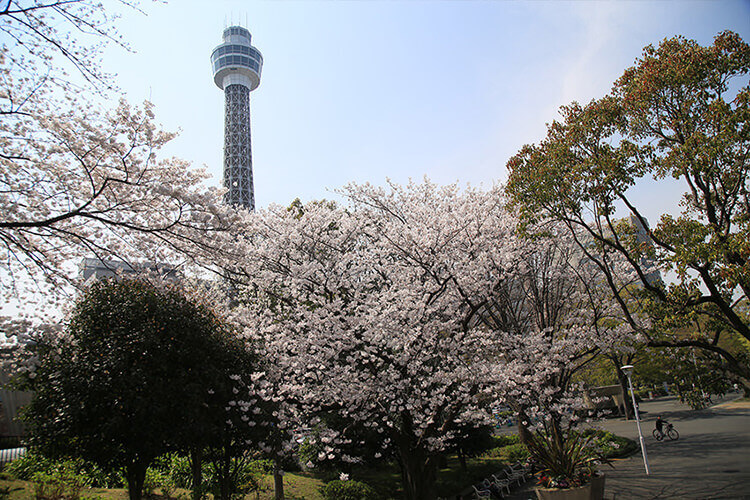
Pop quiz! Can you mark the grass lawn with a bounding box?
[349,455,508,498]
[0,455,510,499]
[0,474,326,500]
[0,478,131,500]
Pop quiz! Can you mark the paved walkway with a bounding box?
[502,394,750,500]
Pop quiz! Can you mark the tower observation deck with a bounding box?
[211,26,263,210]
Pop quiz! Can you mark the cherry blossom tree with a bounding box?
[0,89,237,301]
[1,0,143,90]
[230,180,629,499]
[487,226,633,435]
[0,1,238,307]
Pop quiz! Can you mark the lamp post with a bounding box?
[621,364,650,475]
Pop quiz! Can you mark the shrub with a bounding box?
[5,453,54,480]
[204,458,263,500]
[140,468,163,499]
[248,459,274,474]
[490,434,520,448]
[498,443,529,462]
[319,480,379,500]
[482,447,503,459]
[482,443,529,463]
[6,453,122,489]
[31,467,88,500]
[157,477,178,500]
[157,454,192,490]
[581,429,637,459]
[146,452,273,495]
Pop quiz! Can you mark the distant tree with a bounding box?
[507,31,750,390]
[20,278,255,500]
[636,345,738,407]
[446,423,496,473]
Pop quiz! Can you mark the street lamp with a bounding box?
[621,364,650,475]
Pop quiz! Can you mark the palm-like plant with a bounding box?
[527,430,609,489]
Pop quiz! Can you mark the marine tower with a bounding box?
[211,26,263,210]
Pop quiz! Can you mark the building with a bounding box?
[576,214,663,287]
[211,26,263,210]
[79,258,179,282]
[627,214,662,286]
[0,356,31,441]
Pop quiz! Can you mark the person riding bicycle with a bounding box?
[653,416,679,441]
[655,416,667,437]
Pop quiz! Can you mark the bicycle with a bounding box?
[653,423,679,441]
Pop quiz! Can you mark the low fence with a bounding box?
[0,436,25,464]
[0,446,25,464]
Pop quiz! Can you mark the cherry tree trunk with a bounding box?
[615,370,633,420]
[398,446,438,500]
[273,459,285,500]
[516,408,533,445]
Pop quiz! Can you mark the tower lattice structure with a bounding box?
[211,26,263,210]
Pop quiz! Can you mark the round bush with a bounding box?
[319,479,379,500]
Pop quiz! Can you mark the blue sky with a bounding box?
[106,0,748,219]
[1,0,749,320]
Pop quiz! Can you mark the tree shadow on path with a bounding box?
[605,431,750,499]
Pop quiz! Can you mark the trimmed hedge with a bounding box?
[482,442,529,462]
[490,434,520,448]
[320,479,379,500]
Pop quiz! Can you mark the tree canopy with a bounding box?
[230,181,627,499]
[21,278,255,500]
[0,1,237,307]
[506,31,750,385]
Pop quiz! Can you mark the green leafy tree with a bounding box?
[637,345,737,407]
[21,278,249,500]
[507,31,750,390]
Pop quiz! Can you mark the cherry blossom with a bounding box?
[228,180,632,499]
